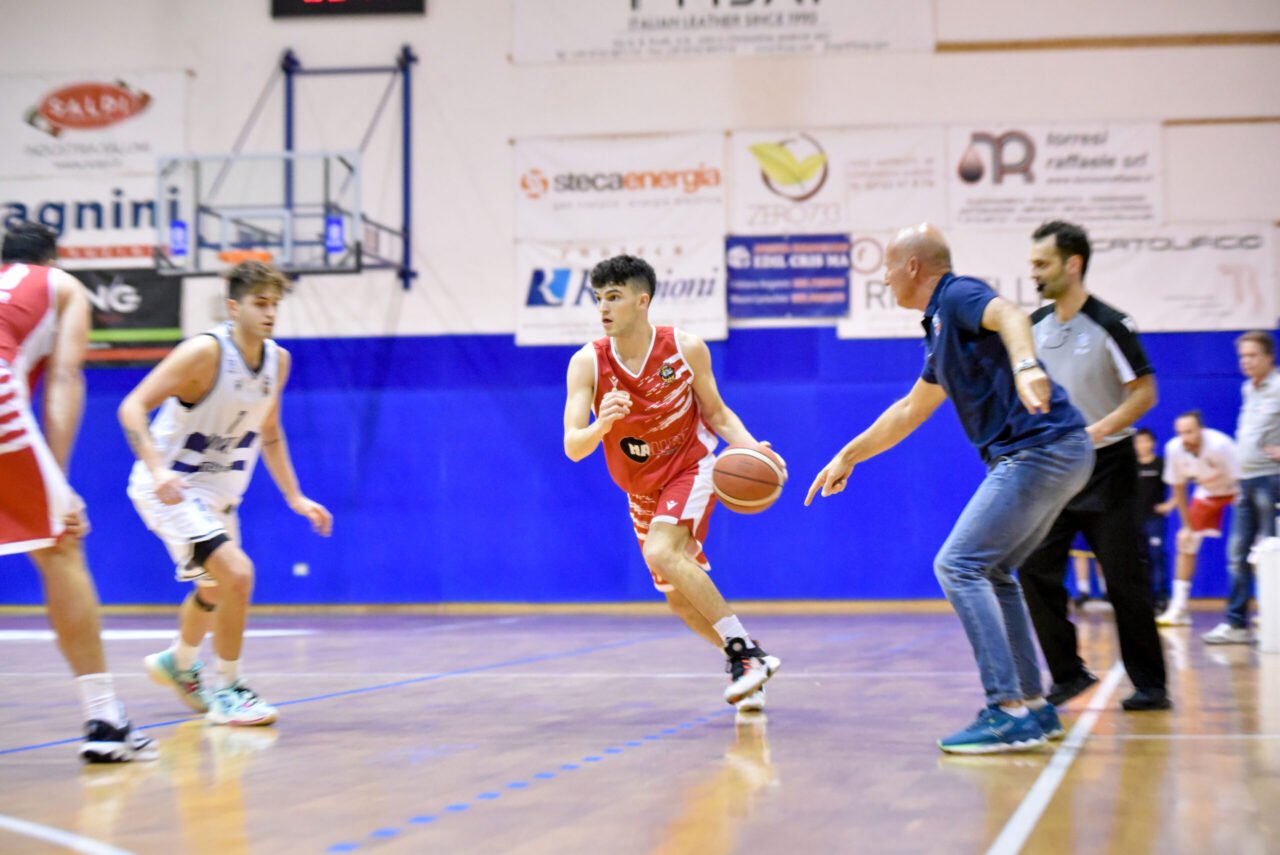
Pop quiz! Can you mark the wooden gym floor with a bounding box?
[0,608,1276,854]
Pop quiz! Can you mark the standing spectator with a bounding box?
[1202,331,1280,644]
[1134,428,1171,612]
[1157,412,1239,627]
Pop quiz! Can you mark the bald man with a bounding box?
[807,224,1094,754]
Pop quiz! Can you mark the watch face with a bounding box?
[271,0,425,17]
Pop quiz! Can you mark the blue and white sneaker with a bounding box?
[207,680,278,727]
[938,706,1047,754]
[144,650,210,713]
[1032,703,1065,740]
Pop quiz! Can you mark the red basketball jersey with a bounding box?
[0,263,57,391]
[593,326,717,495]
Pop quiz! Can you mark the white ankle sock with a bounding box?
[1171,580,1191,611]
[76,673,123,726]
[1002,705,1030,718]
[1024,697,1048,710]
[172,640,200,671]
[712,616,749,646]
[216,658,241,690]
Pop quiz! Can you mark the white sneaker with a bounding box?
[207,680,278,726]
[1202,622,1255,645]
[1156,606,1191,627]
[724,639,781,705]
[735,686,766,713]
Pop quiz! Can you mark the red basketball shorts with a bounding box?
[627,456,717,592]
[0,366,74,556]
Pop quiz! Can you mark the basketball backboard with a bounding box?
[154,150,362,276]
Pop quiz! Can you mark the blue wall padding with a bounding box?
[0,328,1248,605]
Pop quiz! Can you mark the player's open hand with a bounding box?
[805,452,854,506]
[153,471,190,506]
[1013,367,1051,415]
[289,495,333,537]
[597,390,632,431]
[758,441,788,482]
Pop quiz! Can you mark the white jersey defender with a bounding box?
[128,322,281,579]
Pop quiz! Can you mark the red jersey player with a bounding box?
[0,222,154,762]
[563,255,782,711]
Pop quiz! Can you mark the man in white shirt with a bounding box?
[1156,411,1240,626]
[1203,331,1280,644]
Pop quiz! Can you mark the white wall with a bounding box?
[5,0,1278,337]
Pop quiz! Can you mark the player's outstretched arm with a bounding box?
[42,270,91,471]
[260,348,331,537]
[117,335,218,505]
[805,378,946,506]
[564,345,627,461]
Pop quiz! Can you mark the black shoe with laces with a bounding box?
[1045,668,1099,706]
[723,637,780,705]
[80,717,157,764]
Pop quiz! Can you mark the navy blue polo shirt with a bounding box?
[921,273,1084,463]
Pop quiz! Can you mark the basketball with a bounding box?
[713,444,785,514]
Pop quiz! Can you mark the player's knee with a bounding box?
[642,539,678,577]
[1176,529,1201,556]
[206,552,254,599]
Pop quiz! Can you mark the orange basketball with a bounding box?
[712,444,785,514]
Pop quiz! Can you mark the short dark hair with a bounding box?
[1032,220,1091,277]
[1236,330,1275,357]
[1176,409,1203,426]
[1135,427,1156,442]
[1,221,59,264]
[223,260,288,302]
[589,255,656,298]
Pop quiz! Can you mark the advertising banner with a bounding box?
[512,0,935,64]
[78,268,183,365]
[1,174,168,269]
[725,234,850,318]
[947,123,1162,229]
[0,71,185,179]
[729,126,948,235]
[516,237,726,345]
[837,224,1276,339]
[515,133,725,241]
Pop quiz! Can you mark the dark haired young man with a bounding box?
[563,255,782,712]
[1,222,155,761]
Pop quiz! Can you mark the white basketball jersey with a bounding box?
[130,323,280,505]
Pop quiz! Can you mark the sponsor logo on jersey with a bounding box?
[620,436,650,463]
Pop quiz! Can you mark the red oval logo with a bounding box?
[36,82,151,131]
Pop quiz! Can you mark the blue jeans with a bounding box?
[1226,474,1279,628]
[935,430,1094,705]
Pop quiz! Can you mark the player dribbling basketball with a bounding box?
[563,255,782,710]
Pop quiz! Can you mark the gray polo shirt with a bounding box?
[1236,369,1280,479]
[1031,295,1154,449]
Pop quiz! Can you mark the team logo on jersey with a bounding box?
[932,316,942,336]
[619,436,650,464]
[659,364,677,384]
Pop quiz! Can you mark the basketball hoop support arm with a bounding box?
[281,45,419,289]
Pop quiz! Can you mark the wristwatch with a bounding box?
[1013,358,1040,375]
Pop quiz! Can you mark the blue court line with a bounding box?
[322,706,739,853]
[0,631,683,757]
